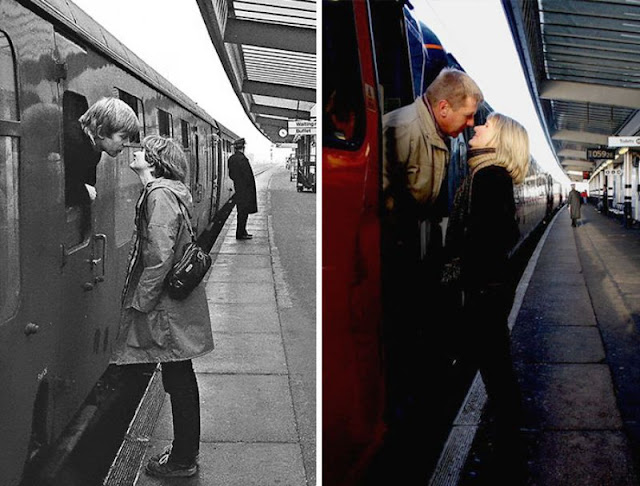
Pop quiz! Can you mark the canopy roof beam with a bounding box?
[552,129,609,145]
[558,149,588,158]
[243,80,315,102]
[251,103,310,120]
[561,159,595,168]
[540,80,640,109]
[224,18,315,54]
[255,116,287,128]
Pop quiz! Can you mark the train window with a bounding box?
[0,33,18,120]
[0,136,19,322]
[0,33,19,322]
[116,89,144,143]
[181,119,190,149]
[323,0,365,150]
[158,109,173,137]
[63,91,98,244]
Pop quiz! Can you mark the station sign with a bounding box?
[275,143,298,148]
[288,120,316,135]
[586,148,616,160]
[608,136,640,147]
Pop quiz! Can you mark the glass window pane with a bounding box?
[116,88,144,143]
[0,32,18,121]
[158,109,172,137]
[181,119,190,148]
[323,0,365,150]
[0,136,20,322]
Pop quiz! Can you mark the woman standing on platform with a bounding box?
[444,112,529,478]
[112,135,214,478]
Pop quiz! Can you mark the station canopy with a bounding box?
[196,0,316,143]
[503,0,640,182]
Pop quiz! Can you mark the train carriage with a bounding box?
[0,1,239,484]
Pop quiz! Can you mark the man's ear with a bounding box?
[437,99,449,117]
[95,125,106,139]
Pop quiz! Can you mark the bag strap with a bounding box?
[144,185,196,242]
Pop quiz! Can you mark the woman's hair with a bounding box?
[79,97,140,138]
[426,67,484,110]
[142,135,188,182]
[487,112,530,184]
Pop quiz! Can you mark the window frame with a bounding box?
[116,87,145,144]
[157,108,173,137]
[0,30,20,323]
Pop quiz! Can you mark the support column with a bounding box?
[602,173,609,215]
[624,151,633,228]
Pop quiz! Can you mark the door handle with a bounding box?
[92,234,107,283]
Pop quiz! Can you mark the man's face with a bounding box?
[95,130,128,157]
[437,96,478,138]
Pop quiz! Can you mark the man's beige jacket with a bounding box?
[382,96,449,215]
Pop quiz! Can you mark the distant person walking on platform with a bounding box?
[228,137,257,240]
[112,135,214,478]
[568,184,582,227]
[445,112,530,480]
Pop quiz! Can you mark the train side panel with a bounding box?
[323,1,386,484]
[0,2,66,483]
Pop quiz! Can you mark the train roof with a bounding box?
[23,0,238,139]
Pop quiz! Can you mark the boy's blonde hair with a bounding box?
[487,112,530,185]
[426,68,484,110]
[79,97,140,138]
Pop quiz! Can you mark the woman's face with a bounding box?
[469,118,497,149]
[130,149,150,172]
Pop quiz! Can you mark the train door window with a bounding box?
[63,91,98,245]
[323,0,365,150]
[158,109,172,137]
[0,32,20,322]
[180,119,190,149]
[116,88,144,143]
[192,127,200,190]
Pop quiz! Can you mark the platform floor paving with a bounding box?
[431,204,640,486]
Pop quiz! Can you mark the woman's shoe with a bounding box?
[145,446,198,478]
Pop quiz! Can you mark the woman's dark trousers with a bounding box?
[464,287,523,442]
[161,360,200,465]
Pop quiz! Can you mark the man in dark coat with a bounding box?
[228,138,257,239]
[568,183,582,227]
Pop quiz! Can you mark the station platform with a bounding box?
[104,174,310,485]
[432,204,640,486]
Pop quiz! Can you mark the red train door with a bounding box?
[323,0,386,484]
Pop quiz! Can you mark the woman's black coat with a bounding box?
[463,165,519,291]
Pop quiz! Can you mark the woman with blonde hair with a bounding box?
[444,111,530,481]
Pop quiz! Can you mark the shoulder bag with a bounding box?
[164,198,212,300]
